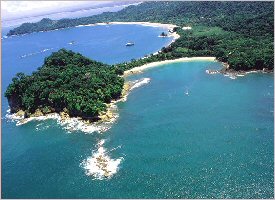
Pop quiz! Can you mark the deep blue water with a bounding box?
[1,24,274,198]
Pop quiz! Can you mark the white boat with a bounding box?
[68,41,75,45]
[185,89,189,96]
[125,42,134,46]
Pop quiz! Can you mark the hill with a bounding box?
[5,49,124,120]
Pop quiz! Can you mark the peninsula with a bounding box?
[6,1,274,72]
[5,49,124,121]
[5,1,274,122]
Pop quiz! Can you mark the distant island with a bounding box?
[6,1,274,72]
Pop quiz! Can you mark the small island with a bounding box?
[5,49,124,121]
[159,32,168,37]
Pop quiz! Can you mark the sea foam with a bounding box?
[20,48,54,58]
[5,78,150,134]
[130,78,151,90]
[80,139,123,180]
[5,107,117,134]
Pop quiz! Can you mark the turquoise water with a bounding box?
[2,25,274,198]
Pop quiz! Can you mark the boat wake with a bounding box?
[20,48,54,58]
[80,139,123,180]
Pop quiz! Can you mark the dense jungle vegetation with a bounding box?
[7,1,274,71]
[5,49,124,119]
[5,2,274,119]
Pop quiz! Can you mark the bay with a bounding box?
[1,24,273,198]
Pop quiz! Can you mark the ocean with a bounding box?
[1,24,274,198]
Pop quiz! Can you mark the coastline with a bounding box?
[206,61,273,79]
[6,21,272,133]
[123,57,216,76]
[219,67,274,79]
[76,21,180,43]
[7,77,150,134]
[123,55,273,79]
[5,21,178,134]
[8,21,180,40]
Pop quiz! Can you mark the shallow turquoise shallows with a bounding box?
[2,24,274,198]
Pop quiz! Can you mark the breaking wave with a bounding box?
[5,109,116,134]
[130,78,151,90]
[4,78,150,134]
[80,139,123,180]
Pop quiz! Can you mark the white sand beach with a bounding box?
[123,57,217,76]
[76,21,180,41]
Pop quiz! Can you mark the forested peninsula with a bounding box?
[5,49,124,120]
[5,1,274,120]
[7,1,274,71]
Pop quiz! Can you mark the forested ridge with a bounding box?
[7,1,274,71]
[5,49,124,119]
[7,1,273,38]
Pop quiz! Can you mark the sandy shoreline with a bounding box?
[77,21,178,30]
[123,57,216,76]
[76,21,180,43]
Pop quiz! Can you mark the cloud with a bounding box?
[1,1,113,20]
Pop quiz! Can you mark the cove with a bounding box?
[2,24,274,198]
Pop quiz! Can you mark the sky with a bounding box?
[1,1,117,21]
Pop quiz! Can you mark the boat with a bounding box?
[68,41,75,45]
[125,42,134,46]
[185,89,189,96]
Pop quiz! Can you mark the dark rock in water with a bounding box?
[160,32,168,37]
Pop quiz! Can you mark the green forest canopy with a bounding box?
[5,49,124,120]
[6,1,274,71]
[5,2,275,119]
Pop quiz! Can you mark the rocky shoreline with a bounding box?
[206,61,273,79]
[9,79,145,133]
